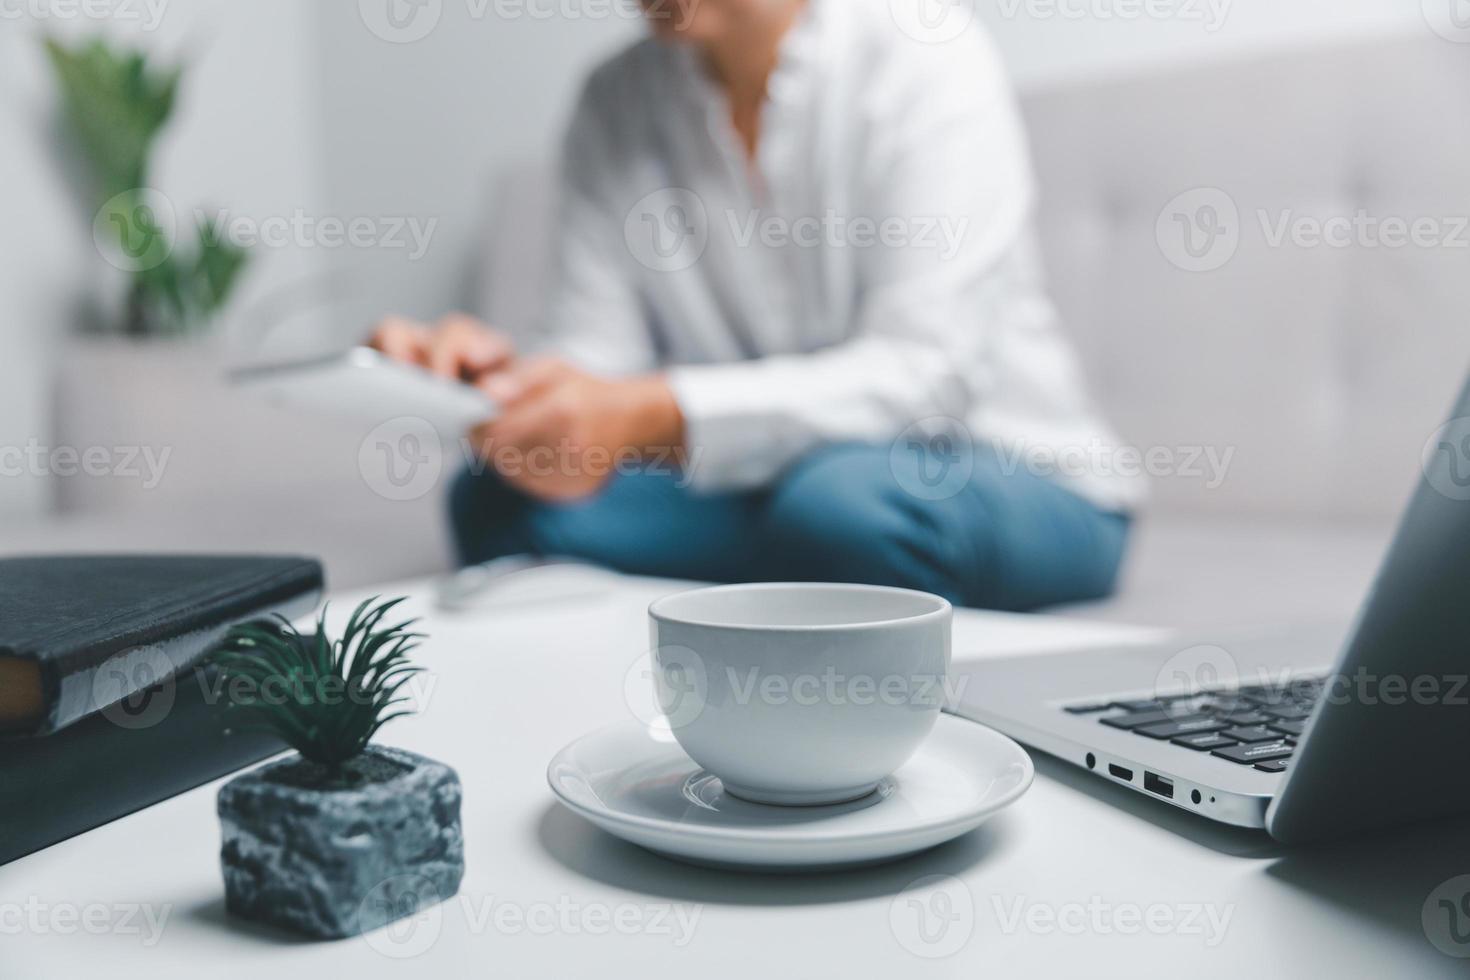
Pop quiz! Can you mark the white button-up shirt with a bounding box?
[538,0,1144,512]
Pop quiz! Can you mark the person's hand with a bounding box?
[469,358,686,502]
[368,313,515,384]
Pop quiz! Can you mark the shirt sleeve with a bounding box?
[535,78,659,378]
[667,35,1038,491]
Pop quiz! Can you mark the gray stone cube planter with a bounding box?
[218,745,464,939]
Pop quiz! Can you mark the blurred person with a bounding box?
[371,0,1144,610]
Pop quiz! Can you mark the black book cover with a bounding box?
[0,663,285,866]
[0,555,323,735]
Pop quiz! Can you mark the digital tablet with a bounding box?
[229,347,499,435]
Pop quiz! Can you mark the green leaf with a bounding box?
[189,230,251,317]
[44,36,178,200]
[211,597,426,769]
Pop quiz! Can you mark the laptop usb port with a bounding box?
[1144,772,1175,799]
[1107,764,1133,782]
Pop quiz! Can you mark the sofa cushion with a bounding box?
[1063,513,1393,632]
[1026,35,1470,521]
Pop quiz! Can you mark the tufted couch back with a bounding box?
[476,34,1470,522]
[1026,34,1470,520]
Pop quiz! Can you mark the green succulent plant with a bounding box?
[215,597,425,769]
[44,36,249,337]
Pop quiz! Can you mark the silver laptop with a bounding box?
[951,373,1470,842]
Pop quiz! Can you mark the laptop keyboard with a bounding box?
[1064,675,1325,774]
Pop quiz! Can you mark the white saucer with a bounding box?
[546,715,1034,871]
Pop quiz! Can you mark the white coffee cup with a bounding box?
[647,583,952,806]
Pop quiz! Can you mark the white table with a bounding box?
[6,575,1466,978]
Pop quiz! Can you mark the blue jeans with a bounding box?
[449,443,1130,611]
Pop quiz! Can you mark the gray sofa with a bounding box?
[13,34,1466,632]
[474,34,1470,629]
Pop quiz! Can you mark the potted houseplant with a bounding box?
[44,37,253,515]
[214,597,464,940]
[45,36,250,339]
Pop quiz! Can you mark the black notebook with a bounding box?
[0,555,323,736]
[0,663,286,866]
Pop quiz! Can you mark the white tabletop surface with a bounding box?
[6,573,1467,978]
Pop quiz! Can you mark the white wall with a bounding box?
[0,0,326,517]
[0,30,83,517]
[149,1,330,357]
[306,3,640,342]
